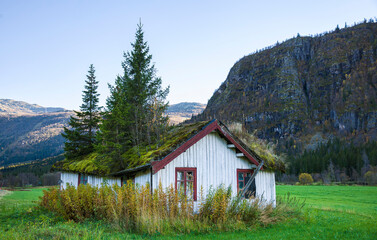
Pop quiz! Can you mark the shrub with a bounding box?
[299,173,313,185]
[364,171,377,185]
[39,183,302,235]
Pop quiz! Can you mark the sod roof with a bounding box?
[52,121,213,176]
[52,119,284,176]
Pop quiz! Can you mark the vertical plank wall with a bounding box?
[60,172,79,189]
[152,132,276,204]
[134,170,151,186]
[255,171,276,206]
[60,172,121,189]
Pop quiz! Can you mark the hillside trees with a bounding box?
[62,64,101,159]
[98,22,169,168]
[286,139,377,182]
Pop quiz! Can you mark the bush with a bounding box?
[364,171,377,185]
[39,183,302,235]
[299,173,313,185]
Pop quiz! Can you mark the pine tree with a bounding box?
[98,22,169,168]
[62,64,101,159]
[96,76,131,168]
[123,22,169,152]
[335,24,340,33]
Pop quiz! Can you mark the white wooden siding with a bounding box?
[60,172,121,189]
[255,171,276,206]
[60,172,79,189]
[152,132,276,204]
[135,170,151,186]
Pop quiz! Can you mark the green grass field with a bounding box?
[0,185,376,239]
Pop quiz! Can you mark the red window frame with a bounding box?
[78,173,88,185]
[175,167,197,201]
[237,169,253,193]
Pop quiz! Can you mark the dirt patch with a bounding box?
[7,189,31,191]
[0,190,11,199]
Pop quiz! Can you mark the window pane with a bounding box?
[177,171,184,181]
[246,173,251,178]
[245,175,250,184]
[187,181,194,199]
[238,173,244,181]
[187,172,194,181]
[177,181,185,195]
[239,181,244,189]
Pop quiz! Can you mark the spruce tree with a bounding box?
[98,22,169,168]
[123,22,169,152]
[62,64,101,159]
[96,76,131,169]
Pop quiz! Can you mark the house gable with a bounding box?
[152,131,259,198]
[152,120,261,174]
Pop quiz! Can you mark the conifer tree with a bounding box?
[98,22,169,168]
[123,22,169,152]
[96,76,131,168]
[62,64,101,159]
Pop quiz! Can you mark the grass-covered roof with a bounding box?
[52,120,284,176]
[226,123,286,172]
[52,121,212,176]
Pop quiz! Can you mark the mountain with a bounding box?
[0,99,205,167]
[194,22,377,154]
[0,99,66,115]
[0,112,73,167]
[0,99,73,167]
[167,102,206,124]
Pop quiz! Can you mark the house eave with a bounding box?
[110,163,151,177]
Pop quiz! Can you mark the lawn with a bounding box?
[0,185,376,239]
[277,185,377,216]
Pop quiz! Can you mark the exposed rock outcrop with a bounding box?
[194,22,377,152]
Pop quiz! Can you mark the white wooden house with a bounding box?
[55,120,276,206]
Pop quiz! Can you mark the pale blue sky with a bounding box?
[0,1,376,110]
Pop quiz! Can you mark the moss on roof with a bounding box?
[52,152,113,175]
[53,120,283,175]
[227,122,286,172]
[52,121,212,176]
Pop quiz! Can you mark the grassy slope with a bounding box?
[0,185,376,239]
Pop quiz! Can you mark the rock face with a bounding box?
[195,22,377,152]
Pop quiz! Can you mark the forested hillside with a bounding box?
[0,112,72,166]
[0,99,204,167]
[167,102,206,124]
[193,21,377,180]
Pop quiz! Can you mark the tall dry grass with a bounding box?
[39,183,301,234]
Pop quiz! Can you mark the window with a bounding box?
[237,169,256,198]
[121,176,135,186]
[175,168,197,201]
[78,173,88,185]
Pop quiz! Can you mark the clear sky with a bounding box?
[0,1,376,110]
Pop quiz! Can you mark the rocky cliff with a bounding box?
[195,22,377,152]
